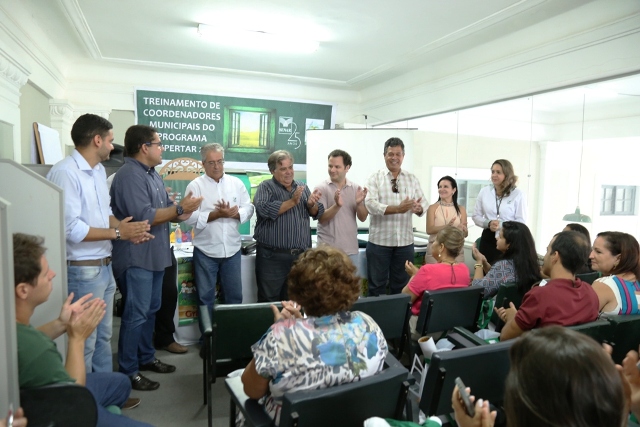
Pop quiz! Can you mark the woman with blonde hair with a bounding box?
[403,226,470,333]
[425,176,468,264]
[472,159,527,264]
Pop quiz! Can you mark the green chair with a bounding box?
[488,282,522,331]
[226,359,410,427]
[20,383,98,427]
[568,318,614,344]
[415,286,484,338]
[603,314,640,363]
[350,293,411,359]
[200,302,281,427]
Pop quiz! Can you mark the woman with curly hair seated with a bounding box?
[240,247,387,426]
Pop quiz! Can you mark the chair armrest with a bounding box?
[448,327,488,348]
[225,376,273,427]
[199,305,213,336]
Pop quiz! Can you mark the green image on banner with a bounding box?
[177,258,198,326]
[136,89,333,164]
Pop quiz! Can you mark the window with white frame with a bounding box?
[601,185,636,215]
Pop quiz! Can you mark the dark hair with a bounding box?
[287,247,361,317]
[383,137,405,155]
[436,226,465,258]
[500,221,541,294]
[124,125,157,157]
[13,233,46,287]
[492,159,518,196]
[70,114,113,148]
[328,149,352,168]
[437,175,461,216]
[564,223,591,243]
[551,231,590,275]
[505,326,625,427]
[596,231,640,278]
[267,150,293,172]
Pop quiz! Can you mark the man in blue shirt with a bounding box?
[110,125,203,391]
[47,114,151,376]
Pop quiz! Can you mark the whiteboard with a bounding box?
[32,123,63,165]
[306,129,416,228]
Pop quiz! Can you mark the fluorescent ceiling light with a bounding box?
[197,23,319,54]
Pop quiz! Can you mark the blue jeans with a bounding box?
[117,267,163,377]
[255,245,298,302]
[86,372,153,427]
[366,242,414,296]
[67,264,116,373]
[193,247,242,305]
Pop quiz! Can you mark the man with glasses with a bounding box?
[184,143,253,320]
[365,137,427,296]
[110,125,203,391]
[47,114,151,409]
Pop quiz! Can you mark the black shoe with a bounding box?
[140,359,176,374]
[130,374,159,391]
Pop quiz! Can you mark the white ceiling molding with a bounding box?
[0,46,30,89]
[58,0,101,59]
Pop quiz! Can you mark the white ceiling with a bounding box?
[23,0,603,88]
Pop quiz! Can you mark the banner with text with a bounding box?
[135,89,334,165]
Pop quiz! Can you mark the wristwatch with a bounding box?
[176,205,184,216]
[115,228,121,240]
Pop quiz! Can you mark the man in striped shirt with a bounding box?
[365,137,428,296]
[253,150,324,302]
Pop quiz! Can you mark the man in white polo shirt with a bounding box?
[315,149,368,267]
[365,137,427,296]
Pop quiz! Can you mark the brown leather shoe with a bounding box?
[122,397,141,409]
[162,342,188,354]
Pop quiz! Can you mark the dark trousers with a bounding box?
[479,228,502,265]
[154,251,178,348]
[366,242,414,296]
[255,245,299,302]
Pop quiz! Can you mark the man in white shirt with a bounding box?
[315,149,368,266]
[365,137,428,296]
[46,114,150,374]
[185,143,254,314]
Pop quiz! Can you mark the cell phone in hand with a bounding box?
[455,377,475,417]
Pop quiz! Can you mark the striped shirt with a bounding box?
[365,169,427,247]
[253,177,324,250]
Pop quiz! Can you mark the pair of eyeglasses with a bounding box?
[205,160,225,166]
[145,142,164,148]
[391,179,399,193]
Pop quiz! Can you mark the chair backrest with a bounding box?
[351,294,410,341]
[416,286,484,336]
[279,364,409,427]
[213,302,280,375]
[603,314,640,363]
[576,271,600,284]
[20,383,98,427]
[568,319,614,344]
[489,282,522,327]
[419,339,515,417]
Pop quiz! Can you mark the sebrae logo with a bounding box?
[279,116,293,134]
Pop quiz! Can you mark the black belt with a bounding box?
[258,244,305,256]
[67,257,111,267]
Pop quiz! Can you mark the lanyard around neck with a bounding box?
[495,192,504,219]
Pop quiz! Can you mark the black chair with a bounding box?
[419,339,515,418]
[576,271,600,284]
[226,360,410,427]
[568,318,614,344]
[488,282,522,331]
[20,383,98,427]
[603,314,640,363]
[415,287,484,338]
[351,293,411,358]
[200,302,281,427]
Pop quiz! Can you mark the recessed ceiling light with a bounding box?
[197,23,319,54]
